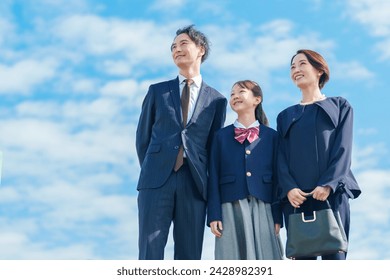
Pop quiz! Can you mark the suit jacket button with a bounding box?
[174,146,179,149]
[246,172,252,177]
[246,149,251,155]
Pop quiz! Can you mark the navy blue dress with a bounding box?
[277,97,361,260]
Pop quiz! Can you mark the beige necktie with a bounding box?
[174,79,192,172]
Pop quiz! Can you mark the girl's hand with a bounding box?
[274,223,281,235]
[210,221,223,238]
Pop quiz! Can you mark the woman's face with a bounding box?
[290,53,321,90]
[229,84,260,114]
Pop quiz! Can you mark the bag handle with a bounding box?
[293,193,332,222]
[304,193,331,207]
[301,211,316,222]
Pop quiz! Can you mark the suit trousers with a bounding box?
[138,162,206,260]
[283,190,350,260]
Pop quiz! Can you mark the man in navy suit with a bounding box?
[136,25,227,260]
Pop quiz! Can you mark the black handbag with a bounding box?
[285,196,348,259]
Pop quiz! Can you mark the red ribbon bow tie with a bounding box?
[234,126,259,144]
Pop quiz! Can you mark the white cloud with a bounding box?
[12,0,91,19]
[16,101,62,118]
[375,38,390,60]
[346,0,390,61]
[259,19,295,37]
[346,0,390,37]
[72,78,99,94]
[0,95,140,184]
[0,230,96,259]
[205,21,334,91]
[0,59,58,94]
[0,182,138,259]
[357,127,378,136]
[102,60,132,76]
[0,18,14,46]
[348,168,390,260]
[100,79,139,97]
[28,183,133,226]
[0,186,20,202]
[354,169,390,222]
[332,61,375,80]
[352,143,387,171]
[52,15,175,67]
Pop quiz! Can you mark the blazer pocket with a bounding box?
[220,176,236,185]
[262,174,273,183]
[146,144,161,154]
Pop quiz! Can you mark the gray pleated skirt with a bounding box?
[215,196,284,260]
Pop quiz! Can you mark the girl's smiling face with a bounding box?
[229,83,260,114]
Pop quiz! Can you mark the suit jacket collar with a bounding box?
[178,74,202,88]
[169,77,212,128]
[188,81,211,126]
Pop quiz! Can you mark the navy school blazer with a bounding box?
[207,124,282,226]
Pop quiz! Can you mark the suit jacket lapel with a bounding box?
[188,81,210,126]
[168,77,182,126]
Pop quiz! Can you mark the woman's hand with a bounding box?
[287,188,310,208]
[210,221,223,238]
[310,186,331,201]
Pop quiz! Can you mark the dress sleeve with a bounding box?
[317,99,354,192]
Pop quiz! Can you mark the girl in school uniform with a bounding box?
[207,80,283,260]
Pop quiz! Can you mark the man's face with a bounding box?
[171,33,204,70]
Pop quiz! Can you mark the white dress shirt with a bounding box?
[234,119,260,128]
[179,74,202,125]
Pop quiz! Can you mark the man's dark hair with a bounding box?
[175,24,210,63]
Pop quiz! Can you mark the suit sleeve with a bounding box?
[136,85,155,166]
[206,97,227,154]
[207,133,222,226]
[271,132,283,227]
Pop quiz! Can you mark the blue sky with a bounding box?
[0,0,389,260]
